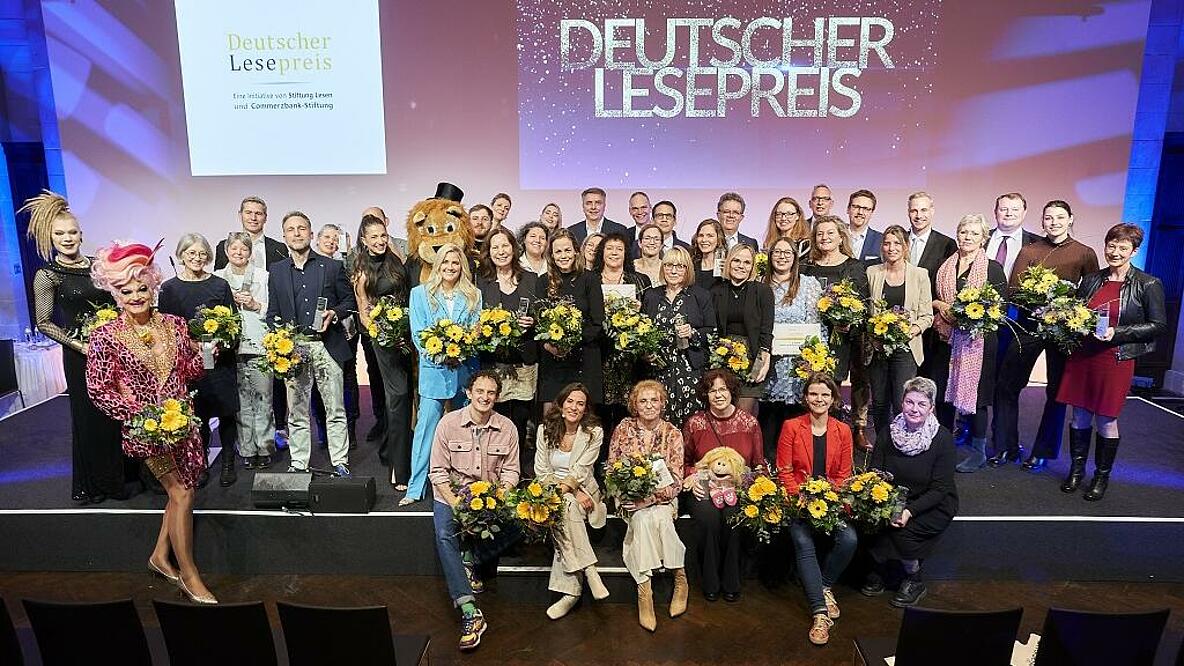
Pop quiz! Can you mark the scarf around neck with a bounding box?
[890,412,940,456]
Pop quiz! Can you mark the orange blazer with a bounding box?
[775,414,854,495]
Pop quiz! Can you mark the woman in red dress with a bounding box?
[86,241,217,603]
[1057,224,1166,501]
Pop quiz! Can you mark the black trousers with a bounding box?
[371,342,412,483]
[757,401,805,466]
[690,497,742,595]
[869,350,919,437]
[992,331,1068,458]
[360,334,387,426]
[494,399,534,478]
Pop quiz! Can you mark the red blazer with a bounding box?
[775,414,853,495]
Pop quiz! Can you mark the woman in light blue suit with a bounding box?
[402,243,483,506]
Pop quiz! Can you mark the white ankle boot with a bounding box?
[546,594,579,620]
[585,565,610,600]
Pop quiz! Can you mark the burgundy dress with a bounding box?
[1057,281,1131,418]
[86,313,207,488]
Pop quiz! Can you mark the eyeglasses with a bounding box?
[774,211,799,219]
[653,213,675,220]
[663,264,688,271]
[770,249,795,257]
[707,387,730,395]
[849,205,874,213]
[811,196,833,202]
[182,250,209,260]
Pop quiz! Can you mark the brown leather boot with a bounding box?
[670,568,689,618]
[637,580,656,631]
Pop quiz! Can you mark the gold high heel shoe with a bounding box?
[148,559,180,587]
[178,576,218,605]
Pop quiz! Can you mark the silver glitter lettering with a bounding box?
[829,68,862,117]
[622,68,653,117]
[784,17,825,68]
[604,18,634,69]
[560,19,600,70]
[684,67,715,117]
[750,67,786,117]
[716,67,751,117]
[742,17,782,67]
[860,17,895,68]
[784,67,818,118]
[652,67,684,118]
[826,17,860,67]
[635,18,675,68]
[593,68,622,117]
[709,17,742,67]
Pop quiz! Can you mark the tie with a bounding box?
[910,236,922,263]
[995,236,1008,267]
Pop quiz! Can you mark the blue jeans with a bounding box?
[433,500,475,608]
[789,520,858,615]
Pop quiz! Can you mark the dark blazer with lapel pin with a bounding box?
[265,252,357,367]
[568,218,629,244]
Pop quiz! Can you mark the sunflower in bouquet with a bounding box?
[1032,296,1098,353]
[841,469,907,532]
[753,251,770,278]
[256,321,309,378]
[128,396,201,449]
[708,336,751,376]
[452,479,514,542]
[604,295,664,359]
[471,305,527,356]
[508,480,565,542]
[367,295,411,353]
[604,453,661,513]
[816,279,867,331]
[188,304,242,349]
[1011,265,1074,310]
[792,335,838,379]
[948,283,1006,337]
[866,304,913,359]
[533,299,584,357]
[75,301,119,341]
[729,466,788,543]
[793,476,848,535]
[419,318,478,368]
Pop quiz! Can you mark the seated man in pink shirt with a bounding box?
[428,370,521,651]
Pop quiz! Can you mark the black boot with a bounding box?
[219,449,237,487]
[348,424,358,451]
[1060,428,1092,493]
[987,445,1024,467]
[1083,434,1118,502]
[890,572,927,608]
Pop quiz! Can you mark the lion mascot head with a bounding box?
[406,182,474,284]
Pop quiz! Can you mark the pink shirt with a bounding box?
[428,407,520,502]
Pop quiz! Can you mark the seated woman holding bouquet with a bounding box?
[87,241,216,603]
[534,383,610,619]
[681,369,764,602]
[864,377,958,608]
[607,380,687,632]
[775,372,855,646]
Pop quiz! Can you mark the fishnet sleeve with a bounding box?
[33,269,84,353]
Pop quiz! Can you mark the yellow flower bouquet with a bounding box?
[866,304,913,359]
[533,298,584,357]
[1032,296,1098,353]
[471,305,526,356]
[753,251,769,278]
[791,334,838,379]
[729,465,788,543]
[604,453,661,510]
[419,318,478,368]
[367,295,411,353]
[949,283,1005,337]
[75,301,119,341]
[188,304,242,349]
[793,476,848,535]
[603,295,664,359]
[708,336,751,376]
[128,395,201,449]
[816,279,867,330]
[507,480,565,542]
[840,469,907,532]
[1011,265,1074,310]
[452,480,514,543]
[255,321,309,378]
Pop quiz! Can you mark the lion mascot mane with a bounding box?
[406,181,474,285]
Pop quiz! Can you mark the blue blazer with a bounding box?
[853,227,884,266]
[409,284,482,399]
[265,253,356,367]
[568,218,629,244]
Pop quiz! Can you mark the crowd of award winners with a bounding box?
[23,182,1165,650]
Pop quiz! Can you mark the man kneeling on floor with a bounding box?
[429,369,521,651]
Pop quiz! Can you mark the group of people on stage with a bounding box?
[23,182,1165,649]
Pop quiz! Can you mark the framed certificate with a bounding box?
[772,323,823,356]
[601,283,637,302]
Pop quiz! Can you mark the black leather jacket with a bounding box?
[1077,266,1166,361]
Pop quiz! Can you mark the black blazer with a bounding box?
[913,230,957,291]
[641,284,716,371]
[477,272,540,365]
[265,253,357,367]
[632,232,691,259]
[1077,266,1166,361]
[213,235,289,270]
[568,218,629,244]
[710,280,775,360]
[727,232,759,251]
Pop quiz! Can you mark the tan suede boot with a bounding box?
[670,568,689,617]
[637,580,657,631]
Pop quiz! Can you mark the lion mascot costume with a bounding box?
[405,182,475,285]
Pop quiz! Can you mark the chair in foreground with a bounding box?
[23,598,151,666]
[854,606,1023,666]
[1033,607,1169,666]
[0,599,24,666]
[153,599,278,666]
[277,601,430,666]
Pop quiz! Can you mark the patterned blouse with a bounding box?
[765,275,824,403]
[608,417,685,503]
[86,312,206,487]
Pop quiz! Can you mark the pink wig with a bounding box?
[91,240,164,296]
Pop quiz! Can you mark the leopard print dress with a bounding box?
[86,312,206,488]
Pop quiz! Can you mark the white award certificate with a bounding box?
[601,283,637,302]
[772,323,823,356]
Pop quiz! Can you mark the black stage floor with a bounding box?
[1,388,1182,585]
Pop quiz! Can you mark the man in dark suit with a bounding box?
[806,183,834,228]
[651,200,692,255]
[267,211,358,476]
[846,189,884,265]
[214,195,289,270]
[984,192,1038,282]
[567,187,629,243]
[626,191,650,246]
[717,192,759,251]
[908,192,957,390]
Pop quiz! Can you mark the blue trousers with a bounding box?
[407,388,467,501]
[789,519,858,615]
[433,500,475,608]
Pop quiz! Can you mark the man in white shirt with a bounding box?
[808,184,834,227]
[984,192,1036,281]
[717,192,758,250]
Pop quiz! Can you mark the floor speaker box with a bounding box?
[309,476,376,513]
[251,472,312,509]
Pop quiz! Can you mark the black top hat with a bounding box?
[433,182,464,203]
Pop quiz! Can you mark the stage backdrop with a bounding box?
[42,0,1150,255]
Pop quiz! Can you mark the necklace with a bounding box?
[126,313,157,345]
[55,254,88,268]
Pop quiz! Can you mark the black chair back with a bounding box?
[23,598,151,666]
[153,599,277,666]
[0,340,21,406]
[277,602,397,665]
[894,606,1024,666]
[0,599,23,666]
[1034,607,1170,666]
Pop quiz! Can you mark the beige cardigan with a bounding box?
[534,423,603,504]
[866,262,934,366]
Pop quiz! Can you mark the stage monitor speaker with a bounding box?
[309,476,376,514]
[251,472,312,509]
